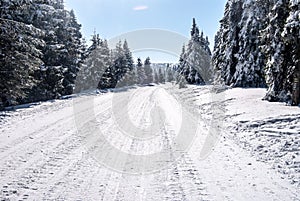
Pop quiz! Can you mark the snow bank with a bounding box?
[170,84,300,186]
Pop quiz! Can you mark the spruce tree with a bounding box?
[263,0,290,101]
[154,70,159,84]
[0,0,44,105]
[0,18,44,106]
[178,18,211,85]
[31,0,84,100]
[119,40,135,86]
[213,0,299,104]
[136,58,146,85]
[77,34,111,91]
[212,0,244,86]
[232,0,268,87]
[158,68,165,84]
[282,0,300,105]
[144,57,153,84]
[166,64,175,82]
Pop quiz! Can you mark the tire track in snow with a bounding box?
[0,95,113,200]
[109,87,209,201]
[0,94,112,160]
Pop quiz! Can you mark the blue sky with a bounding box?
[64,0,227,63]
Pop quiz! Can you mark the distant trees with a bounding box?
[91,39,136,90]
[76,34,110,91]
[0,0,205,110]
[79,36,174,90]
[136,58,146,85]
[144,57,153,84]
[213,0,300,105]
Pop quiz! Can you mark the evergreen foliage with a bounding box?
[144,57,153,84]
[0,0,85,106]
[177,18,212,85]
[213,0,300,105]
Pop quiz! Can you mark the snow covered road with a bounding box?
[0,85,299,200]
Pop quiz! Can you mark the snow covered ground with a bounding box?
[0,84,299,200]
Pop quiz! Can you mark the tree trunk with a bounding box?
[292,39,300,106]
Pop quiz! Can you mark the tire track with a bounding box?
[0,95,113,200]
[0,94,112,160]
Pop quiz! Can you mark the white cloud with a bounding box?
[133,5,148,11]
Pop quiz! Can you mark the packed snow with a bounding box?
[0,84,299,200]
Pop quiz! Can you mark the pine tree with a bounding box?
[232,0,268,87]
[212,0,244,86]
[61,9,85,95]
[213,0,299,104]
[113,40,127,86]
[166,64,175,82]
[282,0,300,105]
[144,57,153,84]
[136,58,146,85]
[97,40,135,89]
[158,68,165,84]
[0,18,44,106]
[178,75,187,89]
[76,34,111,91]
[0,0,45,105]
[30,0,84,100]
[121,40,135,86]
[263,0,290,102]
[178,18,212,85]
[123,40,134,73]
[154,69,159,84]
[0,0,84,106]
[177,45,188,83]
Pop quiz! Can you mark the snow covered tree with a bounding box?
[262,0,290,101]
[117,40,136,87]
[60,9,85,95]
[121,66,137,86]
[214,0,299,105]
[178,18,212,85]
[282,0,300,105]
[212,0,245,86]
[30,0,66,99]
[26,0,84,100]
[98,40,135,89]
[89,32,101,52]
[154,70,159,84]
[136,58,146,85]
[76,35,110,91]
[0,0,84,106]
[231,0,268,87]
[158,68,165,84]
[262,0,300,104]
[166,64,175,82]
[178,75,187,89]
[0,0,46,105]
[123,40,134,73]
[0,18,44,106]
[144,57,153,84]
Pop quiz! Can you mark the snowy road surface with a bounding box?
[0,85,299,200]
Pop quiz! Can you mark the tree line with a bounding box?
[1,0,299,109]
[1,0,85,107]
[0,0,176,109]
[213,0,300,105]
[75,34,174,92]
